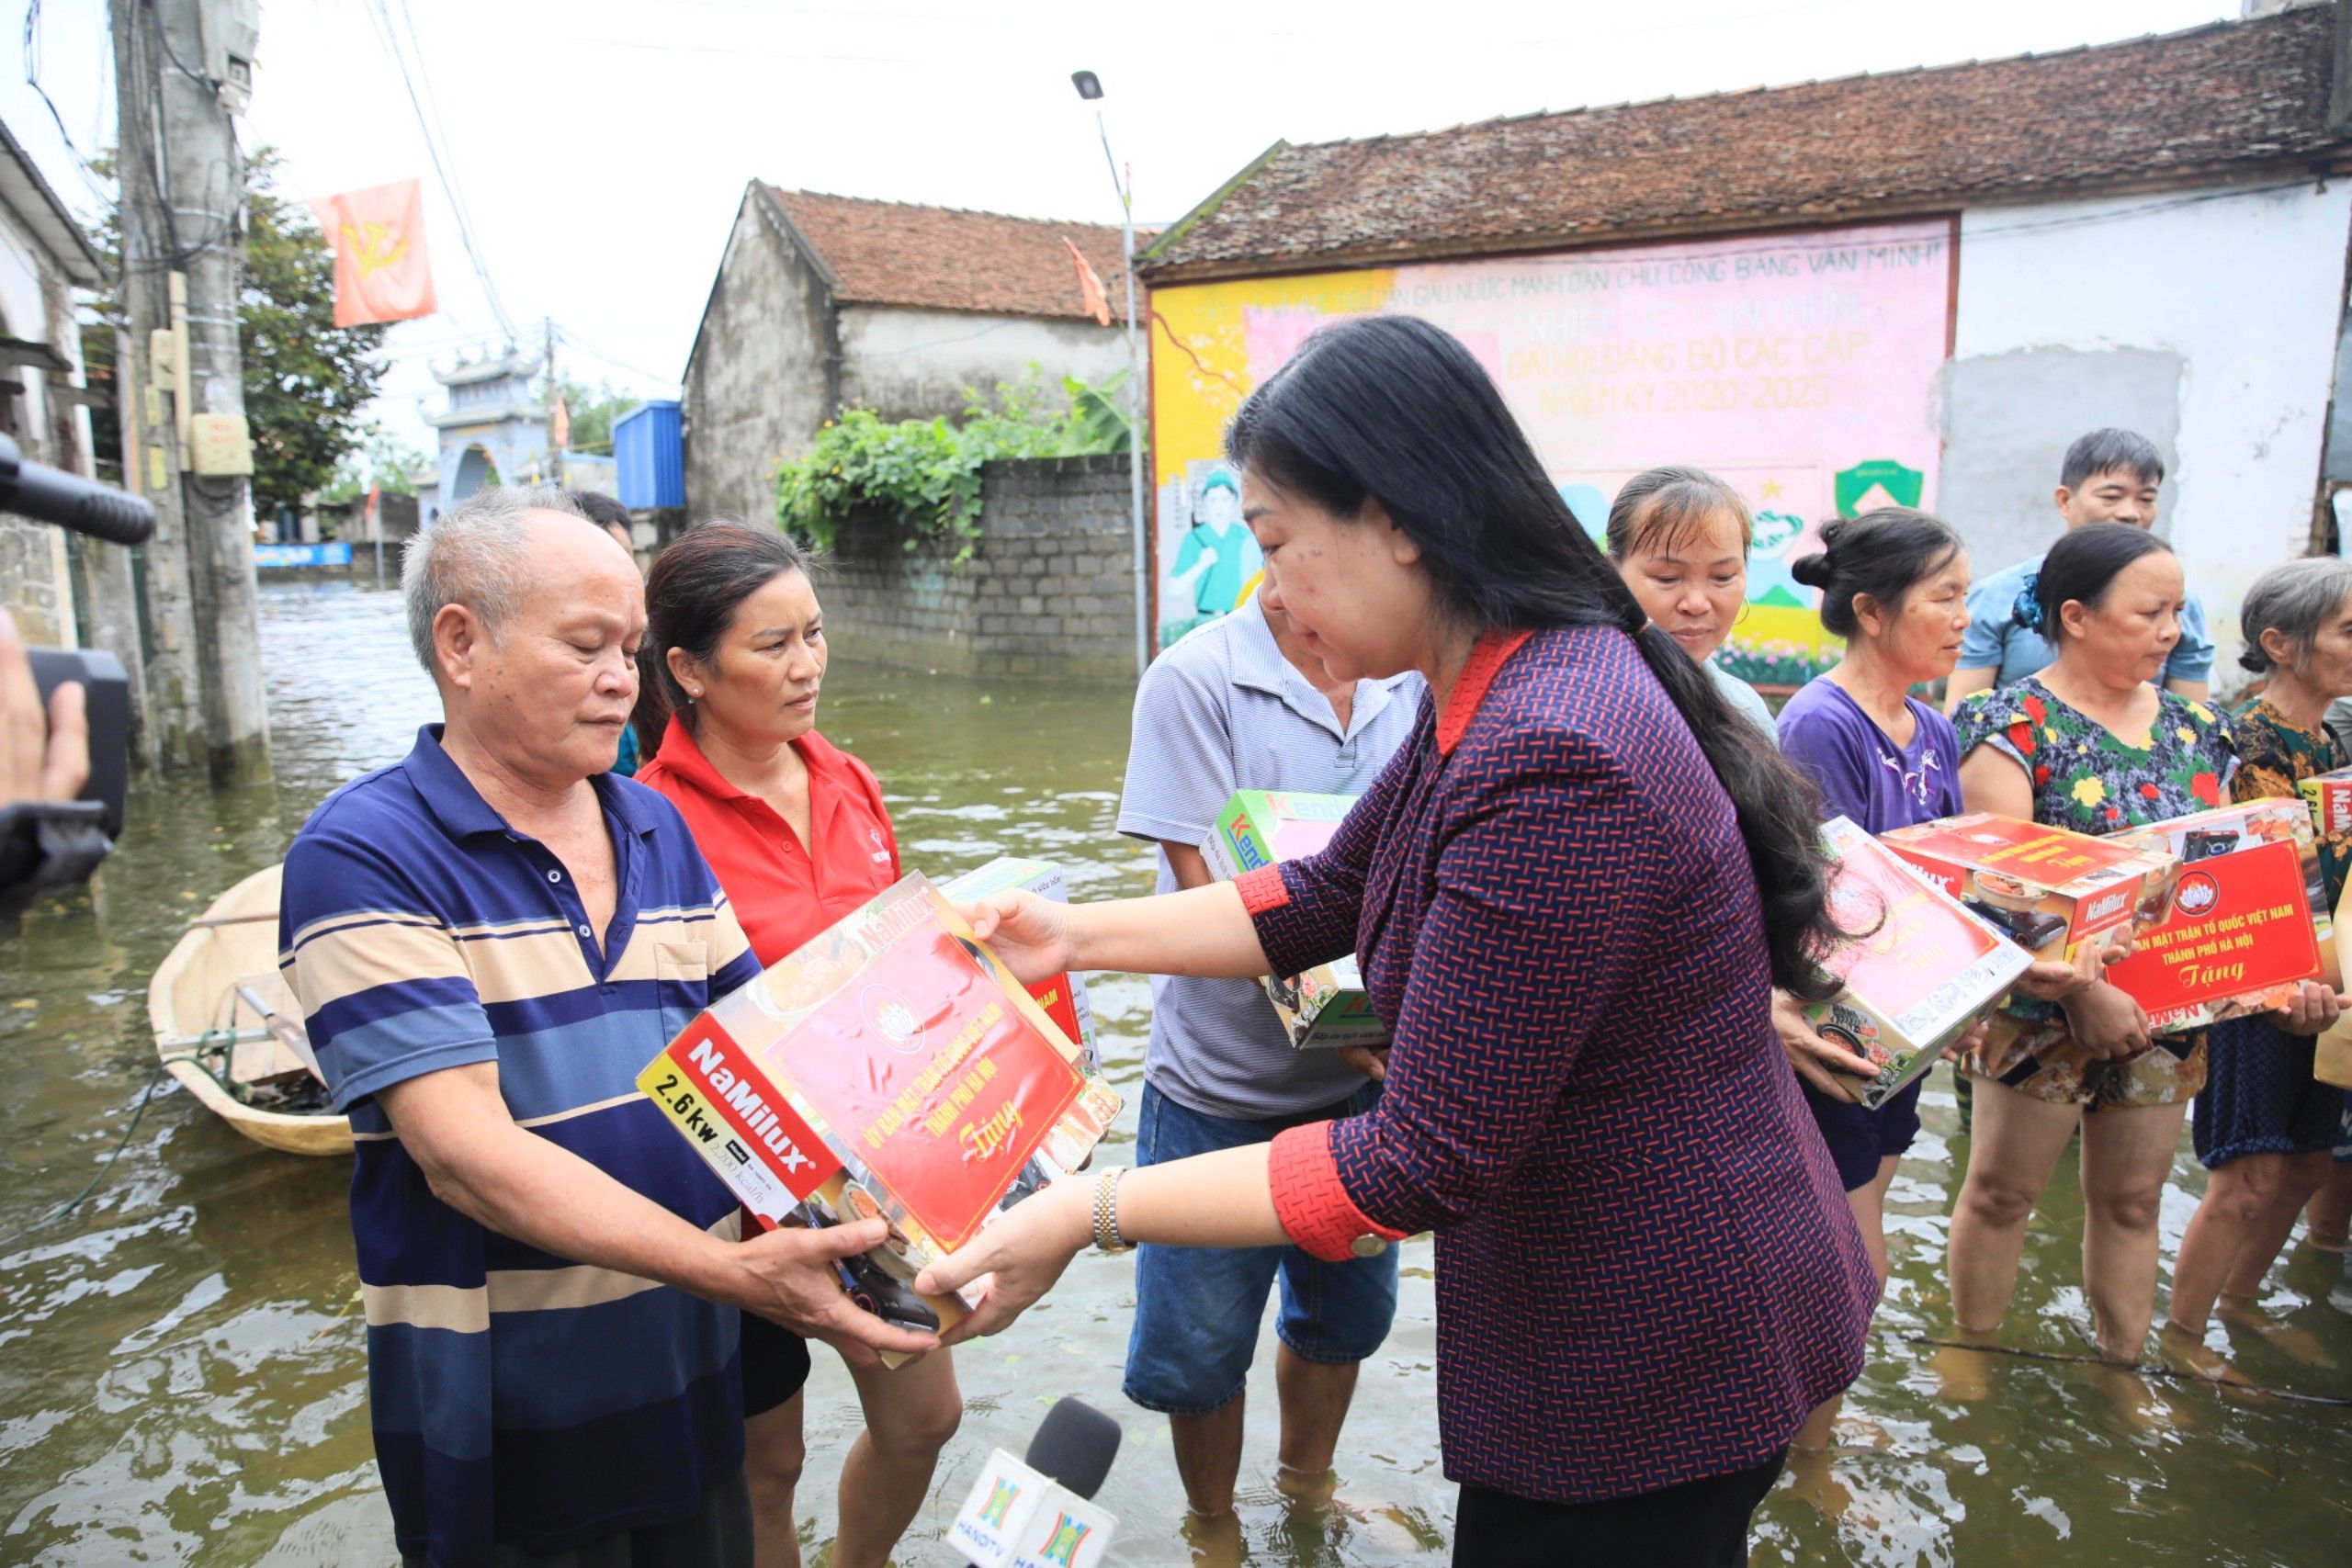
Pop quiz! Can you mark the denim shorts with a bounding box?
[1123,1081,1399,1416]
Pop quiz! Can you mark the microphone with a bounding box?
[0,434,157,546]
[949,1397,1122,1566]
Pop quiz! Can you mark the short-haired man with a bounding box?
[280,486,928,1567]
[1114,579,1421,1540]
[1945,427,2213,712]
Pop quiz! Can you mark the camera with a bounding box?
[1,430,154,915]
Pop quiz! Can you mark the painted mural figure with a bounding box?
[1164,469,1263,644]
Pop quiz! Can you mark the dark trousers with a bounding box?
[1453,1450,1787,1567]
[404,1470,752,1568]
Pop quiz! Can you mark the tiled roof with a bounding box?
[1144,5,2352,280]
[765,187,1144,322]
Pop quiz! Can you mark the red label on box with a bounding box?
[669,1015,843,1201]
[1027,975,1084,1048]
[764,926,1081,1250]
[2107,840,2320,1021]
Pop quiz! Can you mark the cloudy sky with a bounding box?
[1,0,2241,462]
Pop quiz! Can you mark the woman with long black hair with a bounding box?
[917,317,1876,1564]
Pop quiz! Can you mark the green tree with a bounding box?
[80,148,390,517]
[556,377,637,454]
[319,427,429,504]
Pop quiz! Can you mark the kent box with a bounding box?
[1200,790,1387,1050]
[940,857,1101,1070]
[1878,812,2181,969]
[2107,800,2325,1032]
[638,875,1122,1350]
[1811,818,2033,1109]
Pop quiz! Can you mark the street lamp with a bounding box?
[1072,68,1149,678]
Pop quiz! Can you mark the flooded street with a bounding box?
[4,581,2348,1565]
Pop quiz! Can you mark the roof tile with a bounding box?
[766,188,1146,322]
[1146,6,2350,279]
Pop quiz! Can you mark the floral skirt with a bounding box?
[1969,1014,2207,1111]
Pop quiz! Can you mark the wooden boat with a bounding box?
[146,863,352,1156]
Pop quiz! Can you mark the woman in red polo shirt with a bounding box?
[632,522,951,1568]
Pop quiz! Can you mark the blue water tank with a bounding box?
[614,400,684,509]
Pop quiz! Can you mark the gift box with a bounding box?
[1878,812,2181,968]
[940,856,1101,1070]
[1809,818,2034,1108]
[638,875,1122,1355]
[2108,800,2324,1031]
[2299,766,2352,838]
[1200,790,1388,1050]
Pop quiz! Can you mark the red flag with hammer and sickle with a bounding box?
[309,179,438,327]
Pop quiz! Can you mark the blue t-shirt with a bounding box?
[280,727,763,1564]
[1960,550,2213,688]
[1777,677,1964,834]
[1116,594,1423,1119]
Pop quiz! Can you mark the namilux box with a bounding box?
[1200,790,1388,1050]
[1809,818,2034,1108]
[639,875,1122,1354]
[1878,812,2181,967]
[2108,800,2325,1030]
[940,856,1101,1069]
[2300,766,2352,838]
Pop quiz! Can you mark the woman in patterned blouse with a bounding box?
[917,317,1878,1566]
[1949,525,2278,1369]
[2167,558,2352,1345]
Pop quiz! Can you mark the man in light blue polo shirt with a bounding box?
[1115,581,1421,1534]
[1945,427,2214,713]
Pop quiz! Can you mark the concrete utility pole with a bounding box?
[109,0,268,782]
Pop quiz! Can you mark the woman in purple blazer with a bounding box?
[920,318,1876,1564]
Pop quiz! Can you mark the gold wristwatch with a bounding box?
[1091,1168,1134,1254]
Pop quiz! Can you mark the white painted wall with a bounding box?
[0,209,81,645]
[1951,181,2352,679]
[839,304,1131,423]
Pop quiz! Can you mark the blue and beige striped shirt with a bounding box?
[280,726,763,1565]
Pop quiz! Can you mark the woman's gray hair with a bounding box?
[402,484,586,674]
[2237,555,2352,675]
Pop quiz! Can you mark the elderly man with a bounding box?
[279,486,929,1568]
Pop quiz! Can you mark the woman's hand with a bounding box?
[916,1175,1095,1347]
[2272,980,2344,1037]
[957,889,1076,987]
[1771,990,1876,1100]
[2010,941,2109,1004]
[1944,1017,1991,1064]
[1334,1044,1389,1082]
[2060,982,2151,1061]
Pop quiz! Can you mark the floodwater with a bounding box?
[2,581,2346,1566]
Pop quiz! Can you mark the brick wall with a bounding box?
[819,454,1137,682]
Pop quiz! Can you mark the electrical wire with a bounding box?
[19,0,113,206]
[352,0,514,340]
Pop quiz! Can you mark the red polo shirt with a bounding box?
[635,715,901,967]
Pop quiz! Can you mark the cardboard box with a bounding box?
[2300,766,2352,838]
[638,875,1122,1352]
[2108,800,2324,1031]
[1808,818,2034,1108]
[1878,812,2181,969]
[940,857,1101,1070]
[1199,790,1388,1050]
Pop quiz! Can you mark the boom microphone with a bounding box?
[0,432,156,546]
[949,1397,1123,1566]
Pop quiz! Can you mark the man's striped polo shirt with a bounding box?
[279,725,763,1565]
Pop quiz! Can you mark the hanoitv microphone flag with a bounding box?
[307,178,437,327]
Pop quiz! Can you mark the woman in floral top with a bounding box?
[2168,558,2352,1345]
[1948,525,2239,1366]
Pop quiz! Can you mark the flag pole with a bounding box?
[1094,106,1148,679]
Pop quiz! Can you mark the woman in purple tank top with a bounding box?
[1772,509,2081,1451]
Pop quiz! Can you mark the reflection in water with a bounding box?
[3,582,2348,1564]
